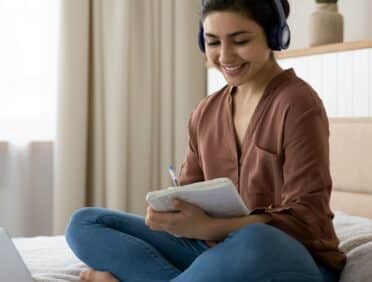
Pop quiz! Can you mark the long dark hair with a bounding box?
[200,0,290,48]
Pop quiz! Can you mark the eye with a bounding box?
[206,41,220,46]
[233,40,250,45]
[206,40,250,47]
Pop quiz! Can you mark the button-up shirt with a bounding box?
[178,69,346,271]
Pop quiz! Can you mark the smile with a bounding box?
[221,63,246,75]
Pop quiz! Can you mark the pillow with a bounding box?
[333,210,372,282]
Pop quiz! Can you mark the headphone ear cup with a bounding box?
[269,23,290,51]
[268,26,280,51]
[270,0,291,51]
[280,24,291,50]
[198,23,205,52]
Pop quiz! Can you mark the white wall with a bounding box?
[287,0,372,49]
[279,48,372,117]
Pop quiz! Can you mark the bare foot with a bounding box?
[80,268,119,282]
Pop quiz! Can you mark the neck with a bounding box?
[235,58,283,101]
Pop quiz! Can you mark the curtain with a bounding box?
[54,0,206,234]
[0,0,59,237]
[0,142,53,237]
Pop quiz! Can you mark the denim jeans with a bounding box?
[65,207,340,282]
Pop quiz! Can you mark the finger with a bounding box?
[147,211,169,225]
[151,217,181,233]
[148,221,168,232]
[150,211,183,227]
[145,208,158,226]
[172,198,186,209]
[146,206,162,220]
[173,198,197,211]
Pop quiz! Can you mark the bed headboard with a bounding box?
[329,117,372,219]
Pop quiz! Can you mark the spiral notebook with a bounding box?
[145,177,250,217]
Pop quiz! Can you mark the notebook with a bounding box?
[146,177,250,217]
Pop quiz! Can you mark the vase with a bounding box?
[309,3,344,47]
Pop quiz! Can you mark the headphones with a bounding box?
[198,0,291,52]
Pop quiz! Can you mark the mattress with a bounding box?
[13,211,372,282]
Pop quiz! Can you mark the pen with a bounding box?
[168,165,179,186]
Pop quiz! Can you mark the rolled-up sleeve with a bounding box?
[256,103,335,243]
[252,89,345,270]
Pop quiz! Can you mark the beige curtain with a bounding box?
[0,142,53,237]
[54,0,206,234]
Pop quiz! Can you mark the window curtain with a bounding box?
[0,0,58,237]
[54,0,206,234]
[0,142,53,237]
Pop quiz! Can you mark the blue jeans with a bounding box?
[65,207,340,282]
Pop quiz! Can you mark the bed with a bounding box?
[12,117,372,282]
[328,117,372,282]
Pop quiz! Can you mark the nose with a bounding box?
[219,42,236,65]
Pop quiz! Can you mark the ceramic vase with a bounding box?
[309,3,344,46]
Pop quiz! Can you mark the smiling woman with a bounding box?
[65,1,345,282]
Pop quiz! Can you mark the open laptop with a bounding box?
[0,227,33,282]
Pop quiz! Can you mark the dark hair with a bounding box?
[200,0,290,45]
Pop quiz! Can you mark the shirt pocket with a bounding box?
[254,143,279,159]
[247,144,283,206]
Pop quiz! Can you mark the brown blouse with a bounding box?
[178,69,346,271]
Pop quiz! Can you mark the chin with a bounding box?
[221,68,253,87]
[224,76,250,87]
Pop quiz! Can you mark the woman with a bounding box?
[65,1,346,281]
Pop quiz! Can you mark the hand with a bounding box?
[145,198,212,239]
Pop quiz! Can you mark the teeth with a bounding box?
[223,64,243,71]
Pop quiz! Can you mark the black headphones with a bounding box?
[198,0,291,52]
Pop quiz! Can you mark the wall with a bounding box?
[279,48,372,117]
[287,0,372,50]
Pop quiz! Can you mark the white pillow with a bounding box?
[333,210,372,282]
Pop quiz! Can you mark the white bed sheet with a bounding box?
[13,236,87,282]
[12,211,372,282]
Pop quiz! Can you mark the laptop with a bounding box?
[0,227,33,282]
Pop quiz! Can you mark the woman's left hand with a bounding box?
[145,198,212,239]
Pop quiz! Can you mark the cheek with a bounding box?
[205,49,218,63]
[240,45,269,63]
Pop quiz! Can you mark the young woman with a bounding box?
[65,1,346,281]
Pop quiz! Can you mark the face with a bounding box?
[203,11,272,87]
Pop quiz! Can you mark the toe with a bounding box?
[80,269,92,280]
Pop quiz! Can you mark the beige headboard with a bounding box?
[329,118,372,219]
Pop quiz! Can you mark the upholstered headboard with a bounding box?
[329,118,372,219]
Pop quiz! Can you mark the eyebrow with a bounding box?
[204,31,253,38]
